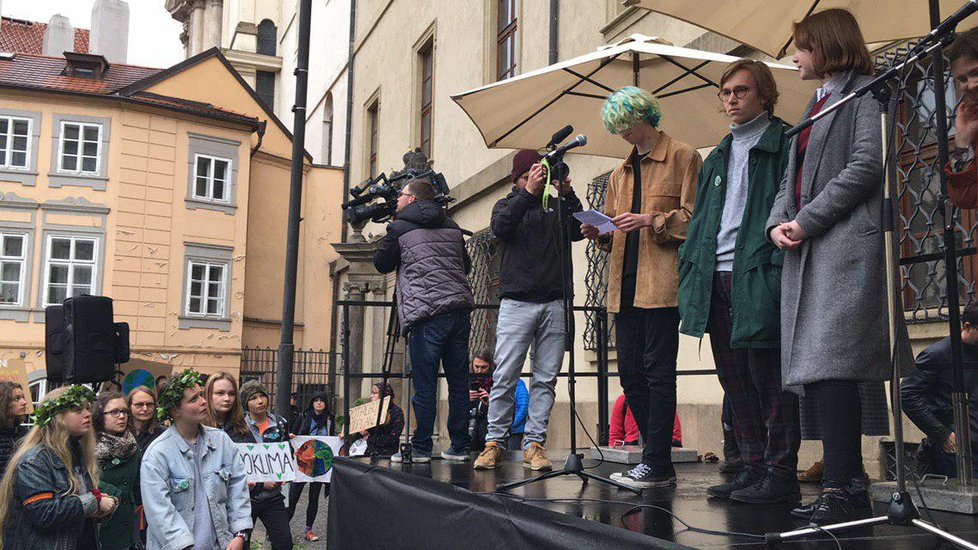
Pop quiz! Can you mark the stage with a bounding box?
[326,450,978,549]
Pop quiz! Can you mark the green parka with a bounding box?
[98,447,142,550]
[678,118,789,348]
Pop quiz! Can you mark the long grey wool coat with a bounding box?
[766,70,913,395]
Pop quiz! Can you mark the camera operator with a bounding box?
[374,178,475,464]
[469,351,493,453]
[473,150,583,472]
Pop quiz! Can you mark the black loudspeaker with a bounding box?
[63,295,117,383]
[113,322,130,364]
[44,305,66,383]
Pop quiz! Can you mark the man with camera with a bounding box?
[473,150,583,472]
[374,178,475,463]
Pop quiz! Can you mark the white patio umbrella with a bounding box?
[625,0,975,58]
[451,35,817,158]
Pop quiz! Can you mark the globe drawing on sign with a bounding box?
[123,369,155,395]
[295,440,334,478]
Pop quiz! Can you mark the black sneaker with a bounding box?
[616,463,677,489]
[730,471,801,504]
[791,484,871,518]
[440,447,471,462]
[707,465,763,498]
[809,488,854,526]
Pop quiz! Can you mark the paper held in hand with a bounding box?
[573,210,616,235]
[347,395,392,434]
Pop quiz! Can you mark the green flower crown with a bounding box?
[155,368,203,421]
[33,385,95,428]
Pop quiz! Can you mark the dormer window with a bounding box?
[63,52,109,80]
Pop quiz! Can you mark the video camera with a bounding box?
[342,169,453,227]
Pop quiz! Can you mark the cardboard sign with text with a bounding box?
[347,396,391,434]
[236,442,296,483]
[0,359,33,413]
[291,436,342,483]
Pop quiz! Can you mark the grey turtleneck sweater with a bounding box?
[716,112,771,272]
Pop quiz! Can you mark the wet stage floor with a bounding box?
[358,450,978,549]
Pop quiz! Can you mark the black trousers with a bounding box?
[806,380,863,487]
[287,481,331,530]
[249,495,294,549]
[615,306,679,471]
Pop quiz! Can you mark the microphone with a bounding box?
[925,0,978,42]
[546,134,587,158]
[548,125,574,147]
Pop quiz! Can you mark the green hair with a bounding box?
[601,86,662,135]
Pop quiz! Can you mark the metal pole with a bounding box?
[275,0,313,419]
[596,308,609,446]
[928,0,972,484]
[343,304,351,441]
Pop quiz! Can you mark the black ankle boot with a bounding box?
[707,464,763,498]
[809,488,855,526]
[791,476,872,519]
[730,469,801,504]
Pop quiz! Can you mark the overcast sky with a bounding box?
[3,0,184,68]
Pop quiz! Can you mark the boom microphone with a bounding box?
[925,0,978,43]
[549,125,574,147]
[546,134,587,158]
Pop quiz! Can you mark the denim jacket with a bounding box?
[242,413,288,502]
[4,444,99,550]
[140,425,252,550]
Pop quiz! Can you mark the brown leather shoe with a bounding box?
[474,442,505,470]
[797,460,824,483]
[523,442,553,471]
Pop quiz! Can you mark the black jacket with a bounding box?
[0,423,28,475]
[901,337,978,453]
[295,391,334,437]
[490,187,583,302]
[374,200,474,335]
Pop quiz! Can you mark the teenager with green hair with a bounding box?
[583,86,701,489]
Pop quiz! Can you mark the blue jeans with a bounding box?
[408,310,472,454]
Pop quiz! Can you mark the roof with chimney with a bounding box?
[0,51,260,128]
[0,16,89,55]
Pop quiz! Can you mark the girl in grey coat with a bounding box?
[767,9,909,526]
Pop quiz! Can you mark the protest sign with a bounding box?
[0,359,33,413]
[236,442,296,483]
[291,436,342,483]
[347,396,391,434]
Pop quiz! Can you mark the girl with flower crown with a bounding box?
[0,385,118,549]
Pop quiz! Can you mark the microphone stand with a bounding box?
[766,7,977,548]
[496,149,641,495]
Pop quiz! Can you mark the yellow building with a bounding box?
[0,48,343,397]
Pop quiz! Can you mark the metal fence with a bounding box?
[465,229,501,356]
[584,172,615,350]
[882,42,978,321]
[239,347,335,410]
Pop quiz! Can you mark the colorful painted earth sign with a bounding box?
[295,439,334,477]
[123,369,155,395]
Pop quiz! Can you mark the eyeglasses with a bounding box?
[718,86,754,102]
[103,408,129,418]
[131,402,154,409]
[400,191,415,199]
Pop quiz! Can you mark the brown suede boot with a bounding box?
[797,460,824,483]
[474,442,505,470]
[523,442,553,471]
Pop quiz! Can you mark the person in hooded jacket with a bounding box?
[286,391,333,542]
[374,178,474,463]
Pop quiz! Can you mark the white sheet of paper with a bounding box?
[573,209,617,235]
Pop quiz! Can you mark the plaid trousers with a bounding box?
[707,272,801,475]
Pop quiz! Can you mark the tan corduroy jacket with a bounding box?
[601,131,701,313]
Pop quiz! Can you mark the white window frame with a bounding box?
[0,116,32,170]
[192,153,232,203]
[58,121,103,175]
[184,260,227,317]
[0,233,27,307]
[42,235,99,306]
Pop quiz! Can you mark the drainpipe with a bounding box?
[341,0,357,244]
[549,0,559,64]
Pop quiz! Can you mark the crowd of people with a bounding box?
[0,367,366,549]
[370,7,978,530]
